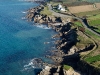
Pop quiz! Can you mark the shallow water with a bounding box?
[0,0,56,75]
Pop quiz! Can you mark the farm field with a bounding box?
[87,14,100,33]
[68,5,97,13]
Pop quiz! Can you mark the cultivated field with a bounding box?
[95,3,100,9]
[68,5,97,13]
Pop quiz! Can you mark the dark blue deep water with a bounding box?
[0,0,56,75]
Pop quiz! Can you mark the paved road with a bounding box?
[48,4,100,37]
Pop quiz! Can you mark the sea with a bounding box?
[0,0,56,75]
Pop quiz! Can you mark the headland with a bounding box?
[25,0,100,75]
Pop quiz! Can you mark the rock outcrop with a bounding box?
[63,68,80,75]
[38,66,51,75]
[38,65,80,75]
[26,5,64,25]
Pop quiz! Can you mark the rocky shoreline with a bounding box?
[26,3,100,75]
[26,5,65,25]
[26,4,77,62]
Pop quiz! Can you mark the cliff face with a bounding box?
[38,65,80,75]
[76,60,100,75]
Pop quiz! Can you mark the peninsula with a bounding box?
[26,0,100,75]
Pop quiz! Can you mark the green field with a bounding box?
[74,21,83,27]
[87,14,100,33]
[88,19,100,33]
[40,6,52,16]
[63,65,71,70]
[75,10,100,17]
[88,14,100,20]
[85,55,100,64]
[85,29,100,40]
[82,29,100,67]
[88,19,100,25]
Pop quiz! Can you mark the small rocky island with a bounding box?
[26,0,100,75]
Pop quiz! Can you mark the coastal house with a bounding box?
[57,4,65,11]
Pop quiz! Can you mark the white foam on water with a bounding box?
[22,60,35,71]
[35,24,51,29]
[21,11,27,13]
[22,58,43,71]
[21,17,26,19]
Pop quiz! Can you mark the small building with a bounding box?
[57,4,65,11]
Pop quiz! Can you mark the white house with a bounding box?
[57,4,65,11]
[58,4,62,10]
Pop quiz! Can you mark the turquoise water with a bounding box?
[0,0,56,75]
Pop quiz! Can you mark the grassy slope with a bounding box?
[87,14,100,33]
[74,10,100,17]
[72,15,100,68]
[40,6,52,16]
[63,65,71,70]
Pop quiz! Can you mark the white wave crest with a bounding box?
[21,11,27,13]
[22,58,43,71]
[35,24,51,29]
[21,17,26,19]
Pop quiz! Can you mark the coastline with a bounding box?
[25,1,100,75]
[26,4,81,75]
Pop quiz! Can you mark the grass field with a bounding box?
[82,29,100,67]
[85,55,100,63]
[75,10,100,17]
[73,19,100,68]
[40,6,52,16]
[88,14,100,20]
[88,19,100,25]
[49,1,62,6]
[63,65,71,70]
[85,29,100,40]
[74,21,83,27]
[88,19,100,33]
[87,14,100,33]
[76,35,93,47]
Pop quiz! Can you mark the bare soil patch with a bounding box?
[95,3,100,9]
[63,1,93,7]
[68,5,98,13]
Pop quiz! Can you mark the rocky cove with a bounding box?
[26,4,100,75]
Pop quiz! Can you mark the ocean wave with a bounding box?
[22,17,26,20]
[21,11,27,13]
[22,58,44,71]
[21,17,26,19]
[35,24,51,29]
